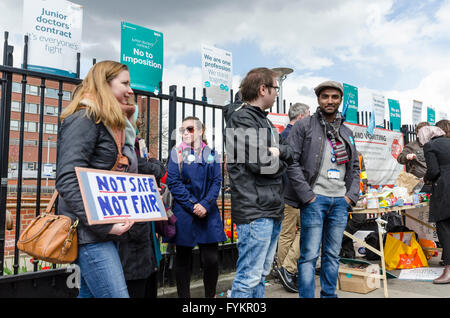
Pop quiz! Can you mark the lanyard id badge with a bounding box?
[327,169,340,180]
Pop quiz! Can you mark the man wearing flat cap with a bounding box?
[284,80,360,298]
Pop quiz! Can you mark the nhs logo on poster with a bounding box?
[22,0,83,78]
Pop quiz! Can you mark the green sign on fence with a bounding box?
[427,106,436,125]
[388,99,401,132]
[120,21,163,93]
[343,83,358,124]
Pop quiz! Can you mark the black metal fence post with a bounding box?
[0,32,14,276]
[168,85,177,151]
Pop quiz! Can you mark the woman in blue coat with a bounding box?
[167,116,226,298]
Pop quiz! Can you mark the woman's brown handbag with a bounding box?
[17,190,78,264]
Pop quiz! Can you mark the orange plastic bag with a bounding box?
[384,232,428,270]
[419,239,439,260]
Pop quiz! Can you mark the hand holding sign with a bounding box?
[108,219,135,235]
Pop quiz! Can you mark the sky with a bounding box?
[1,0,450,124]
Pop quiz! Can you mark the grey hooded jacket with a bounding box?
[284,110,360,208]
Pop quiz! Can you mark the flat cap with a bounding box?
[314,80,343,97]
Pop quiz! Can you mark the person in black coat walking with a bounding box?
[419,125,450,284]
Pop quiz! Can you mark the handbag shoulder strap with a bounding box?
[111,128,129,171]
[45,190,59,214]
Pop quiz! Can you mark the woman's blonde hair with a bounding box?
[61,60,132,129]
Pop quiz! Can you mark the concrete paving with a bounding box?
[160,257,450,298]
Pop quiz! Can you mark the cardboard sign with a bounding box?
[75,167,167,225]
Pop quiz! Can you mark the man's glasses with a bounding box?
[179,126,195,134]
[266,84,280,93]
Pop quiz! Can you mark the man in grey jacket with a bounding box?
[285,80,360,298]
[224,67,293,298]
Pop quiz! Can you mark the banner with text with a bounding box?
[388,99,401,132]
[22,0,83,77]
[76,167,167,225]
[372,93,386,127]
[345,123,404,186]
[121,21,163,93]
[201,44,232,106]
[343,83,358,124]
[412,100,423,124]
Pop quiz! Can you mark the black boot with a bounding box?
[277,266,298,293]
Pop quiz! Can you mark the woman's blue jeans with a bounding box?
[76,241,129,298]
[231,218,282,298]
[297,195,349,298]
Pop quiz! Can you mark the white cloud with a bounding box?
[2,0,449,123]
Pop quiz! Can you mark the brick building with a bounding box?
[3,74,160,257]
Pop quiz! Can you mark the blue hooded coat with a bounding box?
[167,144,226,247]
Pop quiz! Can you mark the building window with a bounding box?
[63,90,71,101]
[24,162,36,170]
[27,103,38,114]
[26,121,37,133]
[44,123,58,134]
[12,82,22,93]
[24,139,38,147]
[45,105,58,116]
[10,120,20,131]
[11,101,21,112]
[26,85,39,96]
[46,88,57,99]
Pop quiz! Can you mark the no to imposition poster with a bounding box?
[120,21,163,93]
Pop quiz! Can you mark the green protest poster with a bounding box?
[342,83,358,124]
[120,21,163,93]
[388,99,401,132]
[427,106,436,124]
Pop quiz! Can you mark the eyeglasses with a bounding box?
[179,126,195,134]
[266,84,280,93]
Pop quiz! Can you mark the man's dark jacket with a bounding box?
[224,103,294,224]
[284,110,360,208]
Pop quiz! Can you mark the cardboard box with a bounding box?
[338,263,380,294]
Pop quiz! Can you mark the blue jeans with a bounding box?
[76,241,129,298]
[297,195,349,298]
[231,218,282,298]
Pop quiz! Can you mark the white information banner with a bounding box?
[345,123,404,186]
[372,93,386,126]
[412,100,423,124]
[201,44,232,106]
[22,0,83,77]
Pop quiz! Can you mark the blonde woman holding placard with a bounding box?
[57,61,136,298]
